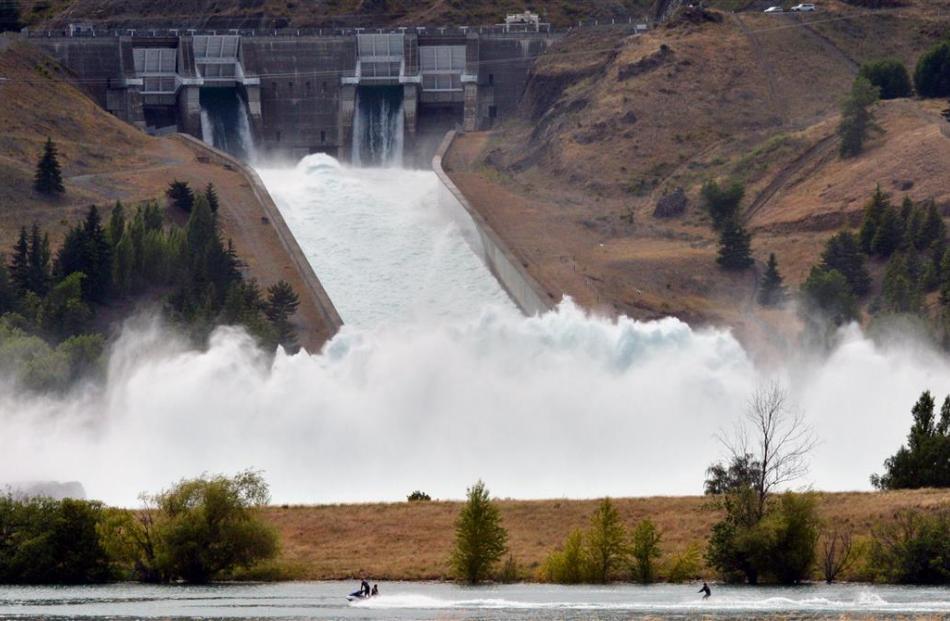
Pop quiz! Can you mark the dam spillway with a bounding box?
[257,156,515,326]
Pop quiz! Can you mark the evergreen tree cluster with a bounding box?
[799,187,950,344]
[872,390,950,490]
[1,193,303,391]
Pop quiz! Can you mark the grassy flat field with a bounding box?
[261,489,950,581]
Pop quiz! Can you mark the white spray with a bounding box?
[3,155,949,507]
[0,304,947,507]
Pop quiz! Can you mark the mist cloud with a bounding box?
[1,301,946,507]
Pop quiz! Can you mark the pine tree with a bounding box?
[871,204,903,258]
[859,186,890,253]
[838,77,880,158]
[27,223,50,296]
[9,226,29,295]
[940,248,950,307]
[82,205,112,302]
[108,201,126,247]
[916,201,946,252]
[34,137,65,196]
[0,254,15,314]
[266,280,300,352]
[450,480,508,584]
[205,183,220,213]
[166,180,195,212]
[112,231,133,296]
[882,254,922,314]
[820,231,871,296]
[717,219,754,270]
[757,253,786,307]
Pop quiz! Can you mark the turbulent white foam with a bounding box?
[4,156,950,507]
[1,301,950,506]
[257,155,515,326]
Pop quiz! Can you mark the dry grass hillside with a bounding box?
[444,0,950,345]
[0,38,337,348]
[22,0,652,29]
[261,489,950,580]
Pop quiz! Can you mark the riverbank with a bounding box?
[262,489,950,582]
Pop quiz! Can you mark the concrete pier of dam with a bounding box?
[29,26,563,164]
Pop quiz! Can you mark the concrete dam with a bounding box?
[31,26,557,163]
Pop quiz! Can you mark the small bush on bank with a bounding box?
[870,509,950,584]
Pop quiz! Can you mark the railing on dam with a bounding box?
[25,18,649,40]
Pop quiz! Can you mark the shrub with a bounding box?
[497,555,520,583]
[859,59,912,99]
[151,471,278,583]
[870,509,950,584]
[450,480,508,584]
[0,496,114,584]
[407,490,431,502]
[707,492,820,584]
[666,543,703,583]
[542,528,587,583]
[914,41,950,98]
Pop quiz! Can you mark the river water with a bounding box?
[0,582,947,620]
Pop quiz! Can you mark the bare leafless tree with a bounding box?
[717,382,818,519]
[821,527,856,584]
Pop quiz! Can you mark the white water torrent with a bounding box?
[352,87,405,167]
[198,88,257,162]
[258,155,513,325]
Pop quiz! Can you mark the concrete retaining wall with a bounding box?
[432,130,554,316]
[177,133,344,343]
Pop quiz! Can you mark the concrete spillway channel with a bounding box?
[256,137,536,328]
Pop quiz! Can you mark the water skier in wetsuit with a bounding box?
[699,581,711,599]
[361,579,370,596]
